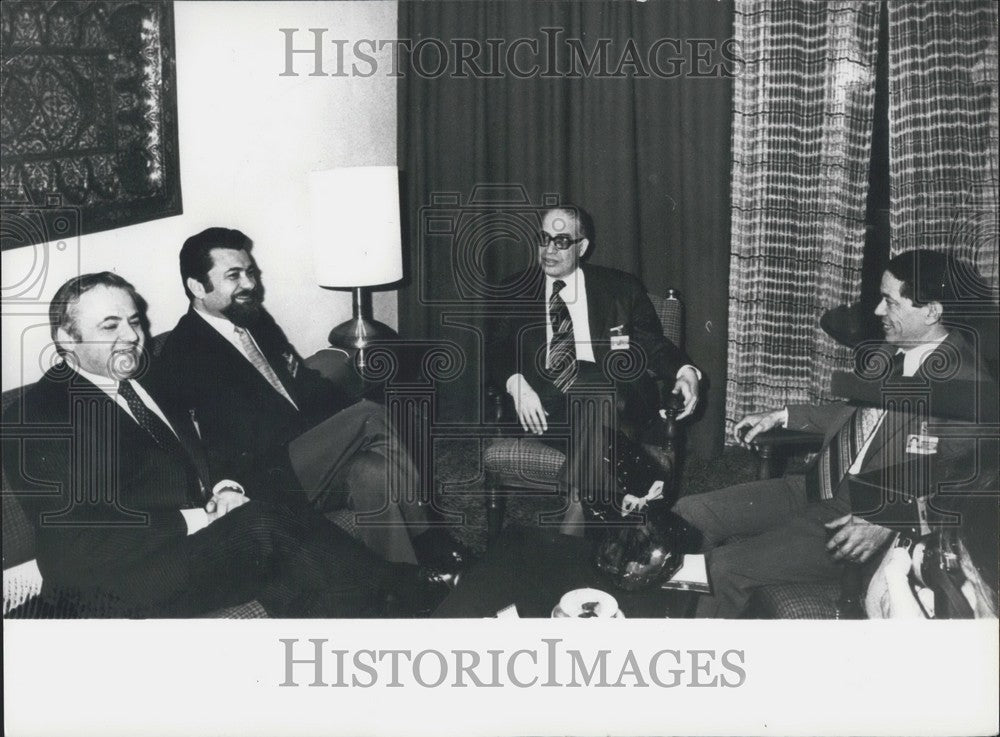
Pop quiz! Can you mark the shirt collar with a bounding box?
[545,268,583,302]
[896,333,948,377]
[68,363,120,396]
[193,305,242,338]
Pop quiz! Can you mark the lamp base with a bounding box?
[327,316,399,350]
[328,316,398,372]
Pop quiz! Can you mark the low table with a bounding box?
[434,524,696,618]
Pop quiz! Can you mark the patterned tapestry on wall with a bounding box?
[887,0,999,286]
[725,1,879,434]
[0,1,181,251]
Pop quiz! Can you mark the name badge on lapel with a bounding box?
[283,352,300,378]
[905,421,938,455]
[609,325,630,351]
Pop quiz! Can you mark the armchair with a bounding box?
[482,289,688,545]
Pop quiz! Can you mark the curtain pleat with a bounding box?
[399,1,734,457]
[887,0,999,284]
[726,0,880,432]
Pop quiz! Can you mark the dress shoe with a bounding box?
[382,564,460,618]
[411,530,474,574]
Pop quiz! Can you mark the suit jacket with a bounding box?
[153,308,356,493]
[786,331,991,530]
[487,264,693,427]
[2,368,209,599]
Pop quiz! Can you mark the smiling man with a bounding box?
[672,249,992,618]
[2,272,450,617]
[153,228,468,570]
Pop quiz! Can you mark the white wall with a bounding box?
[1,1,397,391]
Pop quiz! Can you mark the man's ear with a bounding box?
[925,301,943,325]
[186,276,207,300]
[54,326,77,355]
[578,238,590,259]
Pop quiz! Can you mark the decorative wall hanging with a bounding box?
[0,1,181,250]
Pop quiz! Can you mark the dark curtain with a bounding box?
[398,0,734,458]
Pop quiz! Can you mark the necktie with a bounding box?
[118,380,208,502]
[548,279,577,392]
[234,326,297,407]
[805,350,906,500]
[118,380,186,457]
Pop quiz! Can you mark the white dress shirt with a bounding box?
[544,270,596,365]
[508,266,700,395]
[193,306,265,361]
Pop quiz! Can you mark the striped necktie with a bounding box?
[548,279,577,392]
[233,326,297,408]
[805,351,905,500]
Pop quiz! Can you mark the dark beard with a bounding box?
[222,293,262,328]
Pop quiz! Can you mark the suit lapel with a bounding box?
[861,332,978,471]
[185,310,289,405]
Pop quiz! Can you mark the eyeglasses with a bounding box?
[538,232,584,250]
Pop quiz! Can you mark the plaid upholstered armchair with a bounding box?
[482,289,687,544]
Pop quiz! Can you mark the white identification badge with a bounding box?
[609,325,630,350]
[905,421,938,455]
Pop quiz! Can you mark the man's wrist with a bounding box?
[779,407,789,427]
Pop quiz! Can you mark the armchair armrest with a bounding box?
[751,428,824,480]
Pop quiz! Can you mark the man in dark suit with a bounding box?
[1,273,447,617]
[488,205,701,527]
[674,249,994,617]
[154,228,465,568]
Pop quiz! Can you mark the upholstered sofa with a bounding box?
[1,336,363,618]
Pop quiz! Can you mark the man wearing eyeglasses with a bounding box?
[488,205,701,529]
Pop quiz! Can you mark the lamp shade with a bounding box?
[308,166,403,287]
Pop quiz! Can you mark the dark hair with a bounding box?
[179,227,254,300]
[49,272,146,354]
[885,249,958,307]
[547,204,596,245]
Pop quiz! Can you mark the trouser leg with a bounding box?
[176,501,394,617]
[288,399,428,561]
[692,510,842,618]
[672,475,810,549]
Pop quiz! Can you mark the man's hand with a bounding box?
[824,514,892,563]
[671,367,700,420]
[205,489,249,523]
[732,408,787,446]
[510,379,548,435]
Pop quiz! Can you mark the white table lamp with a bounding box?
[308,166,403,368]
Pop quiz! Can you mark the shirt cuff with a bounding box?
[676,364,702,382]
[212,479,245,496]
[779,407,789,427]
[181,508,210,536]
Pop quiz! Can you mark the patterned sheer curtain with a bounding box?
[726,1,880,431]
[888,0,999,284]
